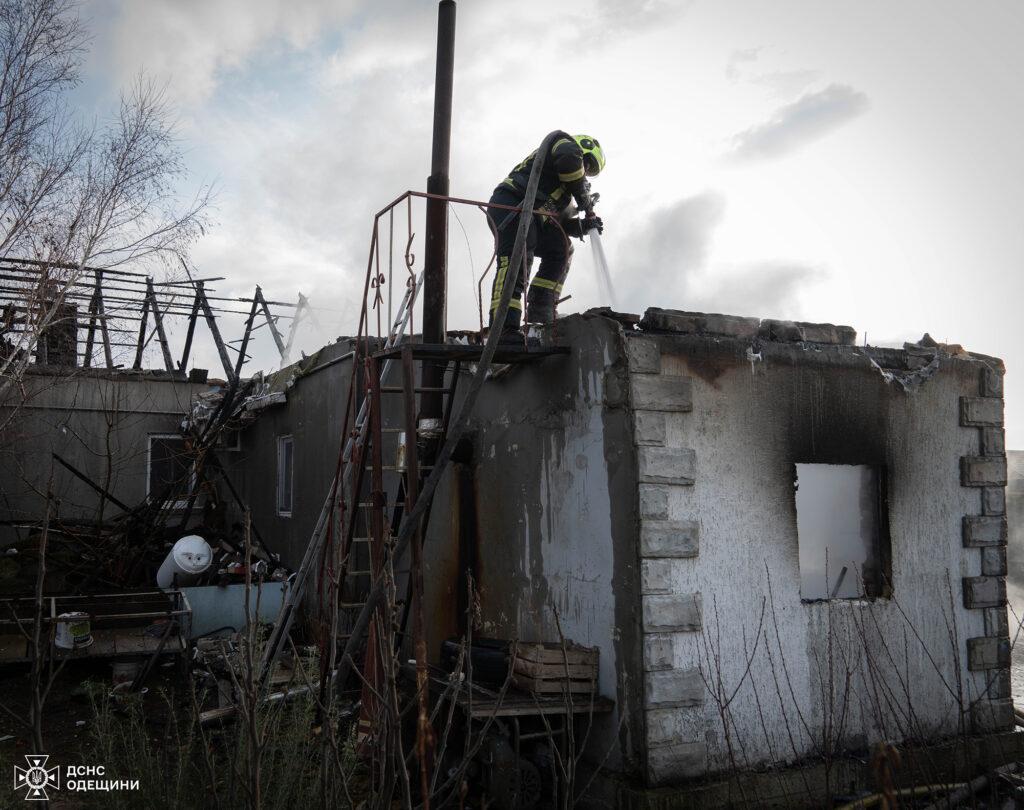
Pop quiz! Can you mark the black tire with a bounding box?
[440,637,510,685]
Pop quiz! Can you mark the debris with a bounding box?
[920,763,1021,810]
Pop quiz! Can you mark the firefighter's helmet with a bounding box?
[574,135,606,177]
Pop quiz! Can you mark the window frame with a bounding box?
[276,435,294,517]
[146,433,195,510]
[793,462,892,603]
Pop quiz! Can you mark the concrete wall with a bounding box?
[621,311,1010,785]
[227,339,421,630]
[430,314,646,776]
[224,340,357,572]
[0,369,211,548]
[208,310,1011,789]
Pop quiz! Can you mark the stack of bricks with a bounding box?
[960,361,1014,732]
[625,332,707,784]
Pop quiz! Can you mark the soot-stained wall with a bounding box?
[0,370,211,550]
[630,327,1007,784]
[430,313,645,775]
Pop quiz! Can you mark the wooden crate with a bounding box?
[511,642,598,696]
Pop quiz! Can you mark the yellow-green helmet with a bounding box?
[574,134,606,177]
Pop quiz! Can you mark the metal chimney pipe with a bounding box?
[421,0,456,426]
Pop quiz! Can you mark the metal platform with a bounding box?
[0,590,190,664]
[372,342,570,364]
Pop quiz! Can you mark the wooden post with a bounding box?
[197,281,235,381]
[132,288,151,369]
[255,286,286,359]
[146,278,175,372]
[178,288,201,371]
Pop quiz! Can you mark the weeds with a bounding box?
[77,682,360,810]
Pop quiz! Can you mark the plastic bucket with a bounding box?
[54,612,92,649]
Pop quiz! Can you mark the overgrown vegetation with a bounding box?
[78,683,361,810]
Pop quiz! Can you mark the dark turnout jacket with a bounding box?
[496,131,589,213]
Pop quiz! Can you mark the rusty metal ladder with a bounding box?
[258,273,425,687]
[347,343,463,741]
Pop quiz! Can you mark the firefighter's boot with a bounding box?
[525,286,557,325]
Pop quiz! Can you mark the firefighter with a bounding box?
[486,133,606,341]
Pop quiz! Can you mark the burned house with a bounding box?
[0,247,1015,803]
[0,365,214,554]
[217,304,1012,800]
[0,260,300,637]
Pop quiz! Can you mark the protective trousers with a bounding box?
[486,188,573,330]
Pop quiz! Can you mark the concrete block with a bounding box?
[639,485,669,520]
[971,698,1015,733]
[639,446,696,485]
[980,427,1005,456]
[967,636,1010,670]
[626,337,661,374]
[759,319,857,345]
[643,593,702,632]
[644,667,705,708]
[984,607,1009,638]
[634,411,666,445]
[641,308,760,340]
[701,313,761,339]
[645,707,703,748]
[960,397,1004,427]
[641,309,703,335]
[986,667,1012,700]
[963,576,1006,609]
[983,487,1006,516]
[642,559,675,594]
[585,306,640,327]
[962,515,1007,547]
[640,519,698,558]
[644,634,674,671]
[981,365,1004,398]
[648,742,707,784]
[630,374,693,412]
[646,708,682,746]
[961,456,1007,487]
[981,546,1007,577]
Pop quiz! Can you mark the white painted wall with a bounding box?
[653,341,990,775]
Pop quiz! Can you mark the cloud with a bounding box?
[726,83,870,161]
[96,0,362,106]
[750,69,822,99]
[688,260,824,317]
[725,48,818,97]
[725,48,761,80]
[587,0,689,40]
[611,194,824,319]
[614,192,726,312]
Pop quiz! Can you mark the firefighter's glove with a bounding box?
[564,216,603,239]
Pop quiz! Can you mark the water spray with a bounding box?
[589,230,617,307]
[581,190,617,307]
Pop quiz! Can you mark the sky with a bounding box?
[75,0,1024,445]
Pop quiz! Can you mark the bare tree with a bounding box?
[0,0,211,399]
[0,0,88,258]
